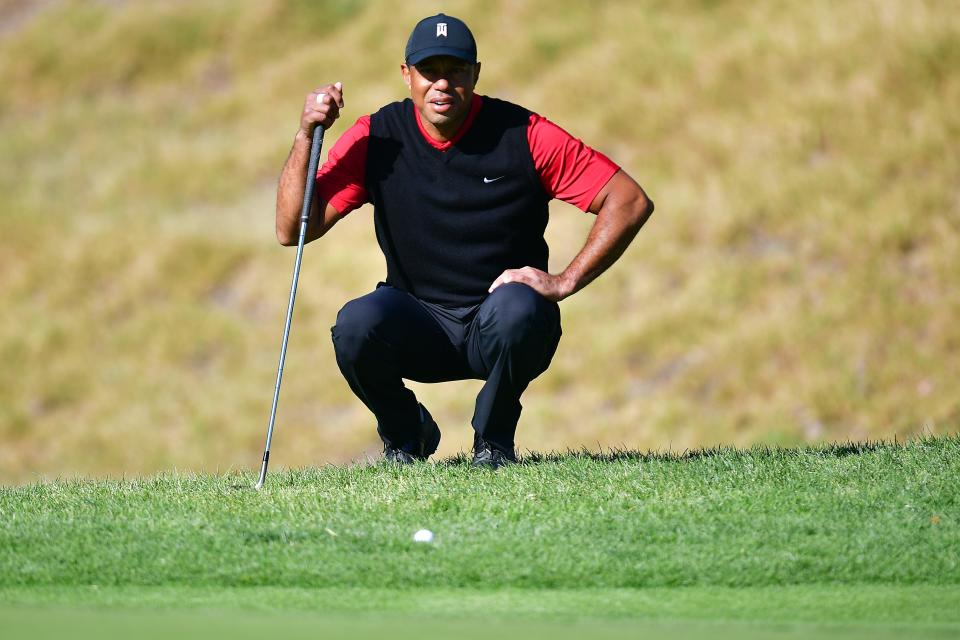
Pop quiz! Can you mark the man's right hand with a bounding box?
[300,82,344,135]
[277,81,346,246]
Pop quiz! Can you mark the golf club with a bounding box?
[255,122,326,490]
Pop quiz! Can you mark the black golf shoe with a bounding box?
[471,440,517,470]
[383,404,441,464]
[383,446,417,464]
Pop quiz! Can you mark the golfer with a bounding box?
[276,14,653,469]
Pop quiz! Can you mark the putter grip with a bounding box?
[300,125,326,223]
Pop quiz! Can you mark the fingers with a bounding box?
[489,267,533,293]
[315,81,344,108]
[488,272,509,293]
[489,267,567,301]
[301,81,344,133]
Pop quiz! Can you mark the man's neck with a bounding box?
[413,95,483,150]
[419,112,466,142]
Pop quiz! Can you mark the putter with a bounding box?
[255,123,326,490]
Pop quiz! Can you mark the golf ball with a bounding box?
[413,529,434,543]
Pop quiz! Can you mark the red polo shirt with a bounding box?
[316,94,619,215]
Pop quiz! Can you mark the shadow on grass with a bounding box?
[436,434,950,467]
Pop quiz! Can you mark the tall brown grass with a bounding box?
[0,0,957,483]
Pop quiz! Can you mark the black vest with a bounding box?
[366,97,550,307]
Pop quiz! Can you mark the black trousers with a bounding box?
[330,282,562,453]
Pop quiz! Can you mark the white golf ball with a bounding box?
[413,528,434,543]
[316,92,326,104]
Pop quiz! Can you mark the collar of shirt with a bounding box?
[413,94,484,151]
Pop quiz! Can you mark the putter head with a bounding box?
[254,457,269,490]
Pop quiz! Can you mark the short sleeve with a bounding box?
[527,113,620,212]
[315,116,372,216]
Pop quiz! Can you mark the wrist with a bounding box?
[557,271,578,300]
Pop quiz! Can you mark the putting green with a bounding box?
[3,585,959,640]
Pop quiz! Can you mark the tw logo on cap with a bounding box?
[436,22,447,37]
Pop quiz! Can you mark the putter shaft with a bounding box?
[256,124,326,490]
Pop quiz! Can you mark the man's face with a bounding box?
[402,55,481,140]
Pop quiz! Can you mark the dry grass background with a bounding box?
[0,0,957,483]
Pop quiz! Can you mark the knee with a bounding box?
[482,283,559,349]
[331,296,387,361]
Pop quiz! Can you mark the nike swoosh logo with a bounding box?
[483,176,505,183]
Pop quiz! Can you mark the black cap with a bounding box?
[405,13,477,66]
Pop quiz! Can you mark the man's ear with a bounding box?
[473,62,481,87]
[401,63,412,90]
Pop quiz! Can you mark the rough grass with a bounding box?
[1,436,958,635]
[2,437,957,589]
[1,0,959,482]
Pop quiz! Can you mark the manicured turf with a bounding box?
[2,584,959,628]
[2,437,958,637]
[2,591,960,640]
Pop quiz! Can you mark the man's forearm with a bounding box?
[559,188,653,297]
[275,129,315,245]
[486,170,653,301]
[276,82,345,245]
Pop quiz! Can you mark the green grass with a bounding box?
[2,436,958,636]
[2,587,959,639]
[1,3,956,634]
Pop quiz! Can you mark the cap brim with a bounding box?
[406,46,476,65]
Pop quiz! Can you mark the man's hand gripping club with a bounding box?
[275,82,346,246]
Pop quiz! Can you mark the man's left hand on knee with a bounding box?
[488,266,574,302]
